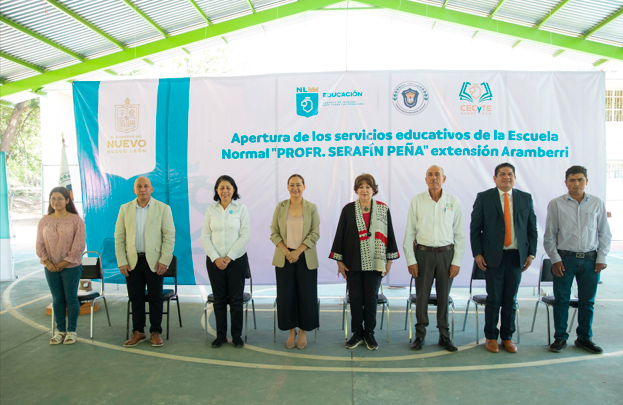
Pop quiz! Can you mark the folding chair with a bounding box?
[126,256,182,340]
[461,261,521,344]
[530,256,579,345]
[404,276,455,342]
[204,265,256,342]
[273,299,320,342]
[341,283,389,342]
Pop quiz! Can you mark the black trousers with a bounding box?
[206,253,248,339]
[275,252,319,331]
[126,256,164,334]
[347,270,383,336]
[484,250,522,341]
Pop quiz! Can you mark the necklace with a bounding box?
[363,206,370,212]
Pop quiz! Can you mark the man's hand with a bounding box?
[595,263,607,273]
[44,261,56,272]
[119,264,130,277]
[214,258,228,270]
[408,264,419,278]
[288,250,301,264]
[552,261,565,277]
[449,265,460,279]
[522,256,534,272]
[475,255,487,271]
[155,262,168,276]
[337,261,348,279]
[383,261,392,277]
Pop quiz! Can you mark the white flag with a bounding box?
[59,136,73,200]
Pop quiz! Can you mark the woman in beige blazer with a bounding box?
[270,174,320,349]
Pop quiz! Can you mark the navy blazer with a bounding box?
[470,187,538,268]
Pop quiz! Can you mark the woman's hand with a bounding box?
[288,249,301,263]
[214,258,228,270]
[337,261,348,279]
[55,261,70,272]
[44,260,56,272]
[383,260,392,277]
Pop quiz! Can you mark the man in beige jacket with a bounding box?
[115,176,175,348]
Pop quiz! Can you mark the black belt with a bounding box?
[558,250,597,259]
[416,244,454,252]
[137,253,146,258]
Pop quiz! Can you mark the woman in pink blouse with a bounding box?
[36,187,86,345]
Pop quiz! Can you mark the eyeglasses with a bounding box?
[50,198,67,202]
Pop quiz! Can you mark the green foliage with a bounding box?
[0,98,41,187]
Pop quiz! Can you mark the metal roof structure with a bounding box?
[1,0,622,104]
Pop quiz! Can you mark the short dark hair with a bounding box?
[287,174,305,185]
[565,165,588,180]
[47,187,78,215]
[213,175,240,201]
[353,173,379,196]
[494,163,516,177]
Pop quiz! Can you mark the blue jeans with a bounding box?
[45,265,83,333]
[553,256,599,341]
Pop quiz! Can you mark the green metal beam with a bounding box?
[489,0,507,19]
[0,15,85,62]
[552,49,565,57]
[0,78,7,85]
[582,6,623,39]
[0,51,45,74]
[442,0,450,8]
[31,87,47,96]
[45,0,126,50]
[593,59,609,67]
[0,0,340,98]
[512,40,521,48]
[181,47,191,55]
[188,0,212,25]
[355,1,623,60]
[103,69,118,76]
[120,0,169,38]
[0,100,14,107]
[535,0,572,29]
[246,0,257,14]
[142,58,154,65]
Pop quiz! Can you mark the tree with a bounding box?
[0,98,41,186]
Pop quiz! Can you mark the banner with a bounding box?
[74,71,606,286]
[0,151,13,282]
[59,136,74,199]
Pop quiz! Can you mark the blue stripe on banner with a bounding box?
[73,79,195,285]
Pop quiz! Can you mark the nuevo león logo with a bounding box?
[459,82,493,115]
[392,81,429,115]
[296,87,319,118]
[115,98,140,132]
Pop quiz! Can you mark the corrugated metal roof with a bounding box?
[132,0,204,35]
[495,0,561,26]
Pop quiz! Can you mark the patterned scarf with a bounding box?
[355,199,398,272]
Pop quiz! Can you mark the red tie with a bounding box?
[504,193,512,247]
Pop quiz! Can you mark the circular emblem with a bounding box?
[392,81,429,115]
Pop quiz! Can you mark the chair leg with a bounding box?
[176,297,182,327]
[90,302,94,339]
[475,304,479,344]
[531,301,540,332]
[126,300,131,341]
[344,305,348,341]
[51,307,55,336]
[546,305,551,346]
[252,299,257,329]
[204,302,209,341]
[409,302,412,343]
[273,299,277,343]
[166,299,170,340]
[568,308,578,333]
[404,299,409,330]
[516,306,520,344]
[245,301,249,342]
[315,299,319,343]
[102,297,111,327]
[451,302,455,342]
[462,300,470,332]
[386,302,390,343]
[380,303,385,330]
[341,301,346,331]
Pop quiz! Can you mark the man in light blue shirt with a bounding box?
[544,166,612,354]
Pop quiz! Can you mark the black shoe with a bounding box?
[575,339,602,354]
[232,336,244,348]
[411,337,424,351]
[438,336,458,352]
[364,333,378,350]
[346,333,364,349]
[211,337,227,348]
[549,339,567,353]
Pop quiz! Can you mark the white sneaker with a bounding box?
[50,332,66,345]
[63,332,77,345]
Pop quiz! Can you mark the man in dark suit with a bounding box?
[470,163,537,353]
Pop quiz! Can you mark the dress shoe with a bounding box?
[297,330,307,350]
[549,339,567,353]
[123,331,146,347]
[438,336,458,352]
[286,330,297,349]
[502,340,517,353]
[150,332,164,347]
[575,339,603,354]
[410,337,424,351]
[211,336,227,348]
[232,336,245,348]
[346,333,363,349]
[485,339,499,353]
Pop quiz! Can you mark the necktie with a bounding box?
[504,192,512,247]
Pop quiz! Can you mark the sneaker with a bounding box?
[575,339,603,354]
[438,336,458,352]
[410,337,424,351]
[232,336,244,348]
[63,332,77,345]
[549,339,567,353]
[364,333,378,350]
[345,333,364,349]
[150,332,164,347]
[50,332,66,345]
[123,331,146,347]
[211,337,227,348]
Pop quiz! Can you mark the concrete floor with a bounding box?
[2,255,623,405]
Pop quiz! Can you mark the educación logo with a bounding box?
[296,87,319,118]
[392,81,429,115]
[459,82,493,115]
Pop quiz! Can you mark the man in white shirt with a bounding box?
[404,165,465,352]
[115,176,175,348]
